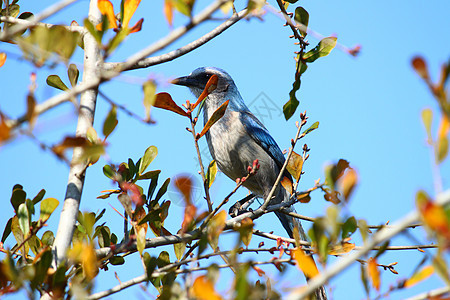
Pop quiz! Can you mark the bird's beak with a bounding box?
[171,76,194,87]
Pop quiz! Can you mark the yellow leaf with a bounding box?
[192,275,222,300]
[237,217,253,247]
[220,1,233,14]
[69,242,98,280]
[404,265,434,288]
[286,150,303,181]
[123,0,141,28]
[438,115,449,139]
[292,248,319,278]
[207,210,226,249]
[328,242,355,255]
[367,257,380,291]
[97,0,118,29]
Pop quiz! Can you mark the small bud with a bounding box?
[241,177,246,183]
[291,139,295,146]
[247,166,252,173]
[195,133,200,140]
[186,127,192,132]
[236,178,241,184]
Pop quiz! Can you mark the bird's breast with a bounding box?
[205,110,277,197]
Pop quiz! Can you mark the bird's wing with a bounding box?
[240,111,287,170]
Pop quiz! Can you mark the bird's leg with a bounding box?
[228,193,256,217]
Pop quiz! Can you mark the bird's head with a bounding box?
[171,67,235,98]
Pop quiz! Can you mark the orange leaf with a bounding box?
[122,0,141,28]
[192,74,218,109]
[52,136,89,157]
[192,275,222,300]
[252,266,265,277]
[97,0,118,29]
[164,0,174,26]
[367,257,380,291]
[292,248,319,278]
[129,18,143,33]
[0,114,12,144]
[181,203,197,233]
[280,176,293,195]
[404,265,434,288]
[0,52,6,68]
[328,241,355,255]
[174,176,193,204]
[438,115,450,140]
[197,100,229,140]
[417,191,450,239]
[153,92,188,117]
[339,168,358,201]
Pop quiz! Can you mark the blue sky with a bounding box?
[1,0,449,299]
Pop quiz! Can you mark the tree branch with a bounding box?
[50,0,102,269]
[288,189,450,299]
[103,8,248,71]
[0,0,79,41]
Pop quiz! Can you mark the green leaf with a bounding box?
[143,80,157,122]
[206,160,217,188]
[49,26,80,60]
[144,252,157,280]
[26,198,35,216]
[294,6,309,37]
[155,178,170,202]
[67,63,79,87]
[40,197,59,222]
[136,227,146,255]
[341,216,357,239]
[147,173,159,201]
[1,218,13,243]
[110,256,125,265]
[41,230,54,246]
[140,146,158,175]
[374,241,390,258]
[139,170,161,180]
[173,0,194,16]
[156,251,170,268]
[302,121,319,135]
[17,203,30,236]
[46,75,69,91]
[303,36,337,63]
[103,105,118,139]
[10,186,26,212]
[197,100,229,140]
[174,241,186,261]
[436,136,448,163]
[84,18,103,45]
[106,27,130,56]
[103,164,116,180]
[283,73,301,120]
[31,249,52,289]
[32,189,46,205]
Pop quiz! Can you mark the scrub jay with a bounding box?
[172,67,304,240]
[173,67,327,299]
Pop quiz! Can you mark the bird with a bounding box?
[172,67,327,299]
[172,66,304,239]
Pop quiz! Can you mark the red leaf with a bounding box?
[129,18,144,33]
[192,74,218,110]
[153,92,188,117]
[197,100,229,140]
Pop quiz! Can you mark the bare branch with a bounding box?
[404,286,450,300]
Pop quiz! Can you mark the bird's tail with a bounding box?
[274,189,328,300]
